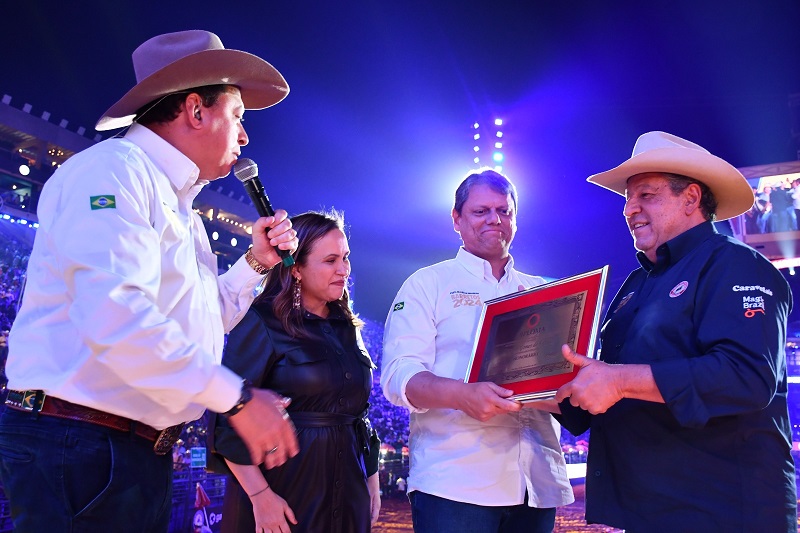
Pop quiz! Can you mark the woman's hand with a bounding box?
[251,487,297,533]
[367,472,381,526]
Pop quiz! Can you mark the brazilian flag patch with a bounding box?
[90,195,116,210]
[393,302,405,311]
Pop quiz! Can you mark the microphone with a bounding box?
[233,158,294,267]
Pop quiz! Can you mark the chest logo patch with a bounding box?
[613,292,634,313]
[669,281,689,298]
[393,302,404,312]
[450,291,481,308]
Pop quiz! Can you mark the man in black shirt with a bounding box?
[555,131,797,532]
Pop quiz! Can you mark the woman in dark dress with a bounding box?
[212,210,380,532]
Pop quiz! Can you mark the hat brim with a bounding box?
[587,147,755,220]
[96,48,288,131]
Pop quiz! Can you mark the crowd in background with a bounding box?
[0,228,29,396]
[0,232,28,332]
[0,191,32,214]
[744,178,800,234]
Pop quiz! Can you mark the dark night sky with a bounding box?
[3,1,800,323]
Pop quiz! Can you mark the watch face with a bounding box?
[241,385,254,405]
[225,382,254,416]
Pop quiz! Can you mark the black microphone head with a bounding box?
[233,158,258,183]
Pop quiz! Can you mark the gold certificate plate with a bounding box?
[465,266,608,401]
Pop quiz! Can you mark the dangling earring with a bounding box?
[293,277,302,310]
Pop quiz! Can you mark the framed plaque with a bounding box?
[464,266,609,402]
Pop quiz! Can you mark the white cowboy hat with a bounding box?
[96,30,289,131]
[587,131,754,220]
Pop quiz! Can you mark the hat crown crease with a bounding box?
[133,30,224,83]
[632,131,709,158]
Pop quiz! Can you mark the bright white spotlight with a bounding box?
[495,142,503,149]
[473,133,480,140]
[494,165,503,172]
[212,231,219,241]
[496,131,503,138]
[473,122,479,129]
[790,267,796,276]
[231,237,238,247]
[494,118,503,126]
[493,152,504,162]
[473,157,480,164]
[18,164,30,176]
[473,146,480,152]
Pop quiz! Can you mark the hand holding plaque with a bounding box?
[464,266,609,401]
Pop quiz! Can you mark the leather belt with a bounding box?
[4,389,184,455]
[291,410,373,454]
[290,411,358,427]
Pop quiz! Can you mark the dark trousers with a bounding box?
[0,407,173,532]
[410,490,556,533]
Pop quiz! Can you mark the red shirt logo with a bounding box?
[669,281,689,298]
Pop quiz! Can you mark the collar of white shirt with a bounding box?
[125,123,202,195]
[456,247,515,282]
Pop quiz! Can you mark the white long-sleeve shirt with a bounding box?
[6,123,263,429]
[381,248,573,508]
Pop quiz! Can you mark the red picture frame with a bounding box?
[465,266,609,401]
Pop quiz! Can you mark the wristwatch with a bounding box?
[245,249,271,275]
[224,379,254,417]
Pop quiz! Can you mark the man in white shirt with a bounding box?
[0,30,299,532]
[381,169,573,533]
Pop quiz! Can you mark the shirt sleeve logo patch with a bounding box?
[742,295,766,318]
[732,284,773,296]
[393,302,405,311]
[669,281,689,298]
[90,195,116,210]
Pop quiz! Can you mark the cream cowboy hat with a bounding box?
[587,131,754,220]
[96,30,289,131]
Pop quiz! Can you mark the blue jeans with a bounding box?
[0,407,173,532]
[410,490,556,533]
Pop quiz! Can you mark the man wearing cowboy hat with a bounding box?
[0,30,300,531]
[554,131,797,532]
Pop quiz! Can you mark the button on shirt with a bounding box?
[6,123,261,429]
[559,221,797,532]
[382,248,573,507]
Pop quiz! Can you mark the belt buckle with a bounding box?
[153,423,185,455]
[5,390,45,412]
